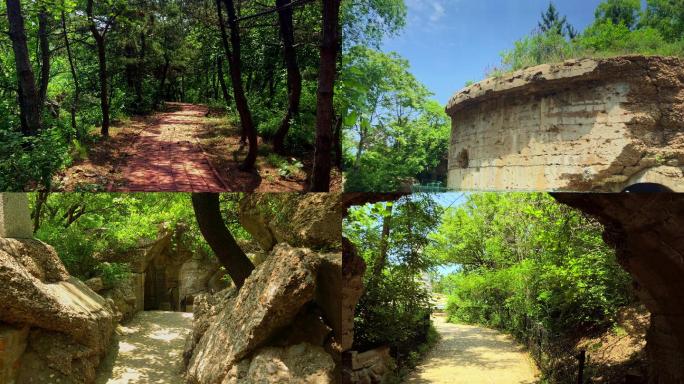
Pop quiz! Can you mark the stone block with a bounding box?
[0,194,33,239]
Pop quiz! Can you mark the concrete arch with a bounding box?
[553,194,684,383]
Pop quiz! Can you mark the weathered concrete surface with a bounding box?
[554,194,684,383]
[0,193,33,238]
[0,238,116,384]
[447,56,684,191]
[239,193,343,251]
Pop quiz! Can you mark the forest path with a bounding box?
[113,102,227,192]
[405,314,539,384]
[95,311,193,384]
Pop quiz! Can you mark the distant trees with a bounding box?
[538,2,577,38]
[499,0,684,74]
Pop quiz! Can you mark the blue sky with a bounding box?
[382,0,607,104]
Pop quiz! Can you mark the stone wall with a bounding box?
[0,194,116,384]
[553,194,684,383]
[447,56,684,192]
[342,346,392,384]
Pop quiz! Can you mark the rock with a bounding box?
[239,194,343,251]
[0,238,69,283]
[0,324,29,384]
[0,238,116,384]
[0,193,33,239]
[341,238,366,351]
[186,244,321,383]
[84,277,104,292]
[316,252,344,351]
[225,343,335,384]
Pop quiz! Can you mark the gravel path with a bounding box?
[96,311,194,384]
[405,314,539,384]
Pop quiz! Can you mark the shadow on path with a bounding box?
[405,314,539,384]
[96,311,193,384]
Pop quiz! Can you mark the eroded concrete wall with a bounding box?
[447,56,684,191]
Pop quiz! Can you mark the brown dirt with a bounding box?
[54,102,342,192]
[95,311,193,384]
[405,315,539,384]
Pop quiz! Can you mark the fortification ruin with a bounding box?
[446,56,684,192]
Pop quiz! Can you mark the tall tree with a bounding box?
[539,2,577,38]
[310,0,341,191]
[191,193,255,290]
[5,0,42,135]
[271,0,303,154]
[216,0,258,169]
[86,0,115,137]
[594,0,641,30]
[37,7,50,108]
[61,9,80,134]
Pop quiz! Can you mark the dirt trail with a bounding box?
[405,314,539,384]
[114,102,226,192]
[96,311,193,384]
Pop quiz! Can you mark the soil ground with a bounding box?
[405,314,539,384]
[95,311,193,384]
[55,102,341,192]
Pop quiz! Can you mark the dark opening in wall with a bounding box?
[456,149,469,169]
[622,183,673,193]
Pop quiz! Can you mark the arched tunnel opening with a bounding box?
[552,193,684,383]
[622,183,674,193]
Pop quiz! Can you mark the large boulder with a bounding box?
[0,238,116,384]
[239,194,342,251]
[225,343,335,384]
[186,244,324,383]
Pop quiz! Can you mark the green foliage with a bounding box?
[432,193,634,338]
[96,262,131,286]
[31,192,251,281]
[594,0,641,30]
[495,0,684,75]
[341,46,449,192]
[346,195,443,371]
[0,126,72,191]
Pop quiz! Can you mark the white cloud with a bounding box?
[405,0,449,24]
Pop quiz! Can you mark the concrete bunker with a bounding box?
[446,56,684,192]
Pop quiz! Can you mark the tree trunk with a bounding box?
[191,193,255,290]
[310,0,341,191]
[95,37,110,136]
[5,0,41,136]
[32,190,49,233]
[135,31,146,111]
[333,114,342,168]
[217,56,232,105]
[38,8,50,108]
[155,55,170,109]
[272,0,302,154]
[371,203,393,278]
[217,0,257,169]
[87,0,109,137]
[62,10,80,136]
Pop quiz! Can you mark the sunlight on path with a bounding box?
[96,311,194,384]
[116,102,226,192]
[405,314,539,384]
